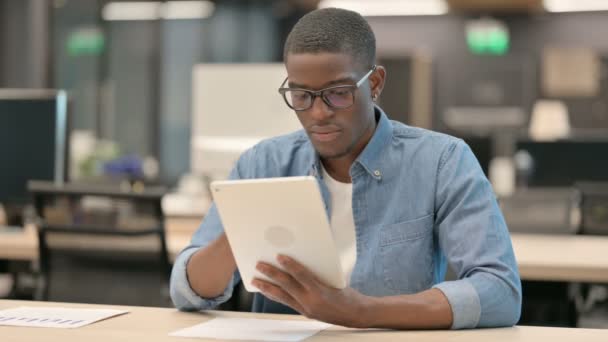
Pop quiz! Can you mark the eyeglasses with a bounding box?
[278,65,376,111]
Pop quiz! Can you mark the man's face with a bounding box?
[284,52,379,160]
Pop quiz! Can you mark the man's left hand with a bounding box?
[252,255,373,328]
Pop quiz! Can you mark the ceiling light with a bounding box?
[545,0,608,12]
[162,1,215,20]
[102,2,160,21]
[102,1,215,21]
[319,0,448,17]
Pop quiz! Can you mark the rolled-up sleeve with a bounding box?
[170,147,256,311]
[432,140,522,329]
[169,203,242,311]
[170,245,241,310]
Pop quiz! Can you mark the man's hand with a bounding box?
[252,255,372,328]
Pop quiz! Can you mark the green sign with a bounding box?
[67,28,105,57]
[466,19,510,56]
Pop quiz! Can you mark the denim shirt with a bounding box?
[170,107,522,329]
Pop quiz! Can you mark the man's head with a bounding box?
[283,7,376,69]
[281,8,386,161]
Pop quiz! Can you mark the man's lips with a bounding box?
[310,130,342,142]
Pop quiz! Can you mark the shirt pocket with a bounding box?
[379,214,434,294]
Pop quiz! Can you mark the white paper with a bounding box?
[170,317,332,342]
[0,306,128,329]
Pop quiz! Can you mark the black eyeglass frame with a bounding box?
[278,65,377,111]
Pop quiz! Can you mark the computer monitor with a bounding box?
[442,57,532,134]
[462,136,493,177]
[516,140,608,187]
[0,90,68,208]
[191,64,301,181]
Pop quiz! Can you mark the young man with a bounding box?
[170,8,521,329]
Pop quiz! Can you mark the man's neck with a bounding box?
[321,114,379,183]
[321,158,353,183]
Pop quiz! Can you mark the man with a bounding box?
[170,8,521,329]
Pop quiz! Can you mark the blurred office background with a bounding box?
[1,0,608,329]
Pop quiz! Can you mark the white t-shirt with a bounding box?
[321,165,357,286]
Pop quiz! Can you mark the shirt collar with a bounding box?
[353,106,392,180]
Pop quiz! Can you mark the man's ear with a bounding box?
[369,65,386,101]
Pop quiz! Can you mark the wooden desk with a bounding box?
[0,225,38,261]
[2,300,608,342]
[0,218,200,263]
[511,233,608,283]
[3,226,608,283]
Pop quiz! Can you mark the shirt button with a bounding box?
[373,170,381,177]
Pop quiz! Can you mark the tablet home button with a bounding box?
[264,226,295,248]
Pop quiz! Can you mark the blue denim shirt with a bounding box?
[170,107,522,329]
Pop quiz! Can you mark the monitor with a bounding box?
[462,136,493,177]
[442,57,532,134]
[191,64,301,181]
[0,89,68,207]
[516,140,608,187]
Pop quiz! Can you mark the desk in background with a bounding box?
[0,225,38,261]
[2,229,608,283]
[0,218,199,302]
[3,229,607,327]
[511,233,608,283]
[0,217,200,263]
[1,299,608,342]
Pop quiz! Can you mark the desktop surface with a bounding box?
[2,300,608,342]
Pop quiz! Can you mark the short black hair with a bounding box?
[283,8,376,69]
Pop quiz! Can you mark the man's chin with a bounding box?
[315,145,350,160]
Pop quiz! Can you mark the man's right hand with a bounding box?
[186,233,237,299]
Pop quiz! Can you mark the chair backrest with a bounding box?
[576,182,608,236]
[499,187,581,235]
[29,181,171,307]
[37,226,171,306]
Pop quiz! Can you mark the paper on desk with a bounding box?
[0,306,128,329]
[169,317,332,342]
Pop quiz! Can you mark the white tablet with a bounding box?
[210,176,346,293]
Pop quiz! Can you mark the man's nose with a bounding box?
[307,95,334,121]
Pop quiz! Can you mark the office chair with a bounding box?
[30,181,171,307]
[36,225,171,307]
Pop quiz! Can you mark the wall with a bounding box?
[367,12,608,131]
[0,0,49,88]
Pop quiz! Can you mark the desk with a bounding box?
[511,233,608,283]
[1,300,608,342]
[0,218,200,263]
[3,227,608,283]
[0,225,38,261]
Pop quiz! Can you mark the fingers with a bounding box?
[276,255,322,289]
[256,262,305,296]
[252,278,305,313]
